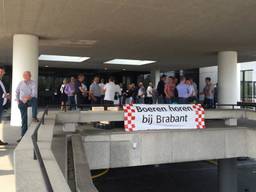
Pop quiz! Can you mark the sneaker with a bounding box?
[0,140,8,145]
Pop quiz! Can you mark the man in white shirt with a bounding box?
[114,83,122,105]
[137,82,145,104]
[16,71,38,142]
[104,76,121,105]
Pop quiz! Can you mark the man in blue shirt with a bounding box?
[176,76,189,104]
[89,76,101,105]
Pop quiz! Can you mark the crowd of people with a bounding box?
[59,74,216,110]
[155,75,215,108]
[59,74,122,110]
[0,69,216,146]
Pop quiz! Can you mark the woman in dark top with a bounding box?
[60,78,68,111]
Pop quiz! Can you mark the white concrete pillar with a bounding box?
[218,158,237,192]
[217,51,240,105]
[150,70,160,88]
[10,34,39,126]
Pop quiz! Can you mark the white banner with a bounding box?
[123,104,205,131]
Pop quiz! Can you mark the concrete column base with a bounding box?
[225,118,237,126]
[218,158,237,192]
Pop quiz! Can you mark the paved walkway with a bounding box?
[0,145,16,192]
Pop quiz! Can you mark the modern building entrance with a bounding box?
[1,1,256,192]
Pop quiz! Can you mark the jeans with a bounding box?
[157,95,166,104]
[204,98,214,109]
[188,96,198,104]
[68,96,76,110]
[166,98,175,104]
[137,97,144,104]
[100,95,105,104]
[18,97,38,137]
[178,97,188,104]
[125,97,133,104]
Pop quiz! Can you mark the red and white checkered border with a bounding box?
[192,104,205,129]
[123,104,136,132]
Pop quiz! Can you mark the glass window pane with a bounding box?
[245,71,253,81]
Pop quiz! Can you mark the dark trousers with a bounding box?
[178,97,188,104]
[100,95,105,104]
[18,97,38,137]
[188,96,198,104]
[158,95,166,104]
[104,100,114,105]
[166,98,176,104]
[77,95,86,109]
[0,101,4,143]
[0,101,3,123]
[204,98,214,109]
[91,97,101,105]
[145,97,153,104]
[68,96,76,110]
[104,100,114,110]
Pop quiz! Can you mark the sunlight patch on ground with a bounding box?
[0,147,16,192]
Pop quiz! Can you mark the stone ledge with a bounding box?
[14,112,71,192]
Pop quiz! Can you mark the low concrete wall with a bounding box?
[14,112,71,192]
[83,127,251,170]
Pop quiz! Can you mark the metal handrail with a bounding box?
[47,102,255,111]
[51,102,250,109]
[216,102,256,110]
[215,104,237,109]
[31,106,53,192]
